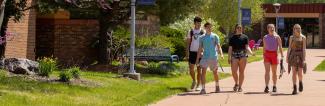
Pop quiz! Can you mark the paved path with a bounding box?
[152,49,325,106]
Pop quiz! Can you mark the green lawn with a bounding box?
[0,70,230,106]
[314,60,325,72]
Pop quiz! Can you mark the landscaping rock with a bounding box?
[1,58,39,75]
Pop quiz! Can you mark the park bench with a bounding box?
[125,48,179,63]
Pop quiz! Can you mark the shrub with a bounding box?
[138,62,188,76]
[136,35,175,53]
[59,70,72,82]
[38,57,57,77]
[68,67,81,79]
[0,69,7,78]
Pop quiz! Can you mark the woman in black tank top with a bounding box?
[228,24,254,92]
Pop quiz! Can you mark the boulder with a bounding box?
[0,58,39,75]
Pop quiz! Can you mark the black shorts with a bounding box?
[189,51,200,64]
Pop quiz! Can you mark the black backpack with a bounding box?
[189,29,204,50]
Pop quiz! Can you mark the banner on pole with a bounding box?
[137,0,155,5]
[241,8,251,26]
[278,17,285,29]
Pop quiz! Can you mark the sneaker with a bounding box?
[215,86,220,93]
[299,81,303,92]
[264,86,269,93]
[292,85,298,95]
[191,81,196,89]
[272,86,277,92]
[195,85,202,91]
[200,89,206,94]
[238,87,243,92]
[233,84,239,92]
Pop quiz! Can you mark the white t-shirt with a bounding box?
[187,28,204,52]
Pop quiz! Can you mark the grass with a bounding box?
[314,60,325,72]
[0,69,230,106]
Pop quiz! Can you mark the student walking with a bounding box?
[287,24,306,95]
[186,16,204,91]
[263,24,284,93]
[196,22,223,94]
[228,24,254,92]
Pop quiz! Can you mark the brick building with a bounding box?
[5,0,159,65]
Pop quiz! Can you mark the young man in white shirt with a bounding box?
[186,16,204,91]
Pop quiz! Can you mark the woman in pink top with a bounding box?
[263,24,284,93]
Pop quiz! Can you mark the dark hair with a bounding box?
[234,24,243,33]
[194,16,202,23]
[204,22,212,27]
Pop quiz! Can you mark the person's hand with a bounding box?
[251,52,256,56]
[286,57,288,63]
[195,60,199,65]
[220,55,224,60]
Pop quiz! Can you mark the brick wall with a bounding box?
[5,0,36,60]
[36,19,99,66]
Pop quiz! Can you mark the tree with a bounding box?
[201,0,264,37]
[0,0,30,59]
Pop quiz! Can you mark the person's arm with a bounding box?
[217,43,223,59]
[263,37,266,54]
[286,36,292,63]
[303,36,306,62]
[196,38,203,65]
[277,36,284,58]
[246,44,254,56]
[185,31,191,59]
[228,46,232,64]
[246,37,254,55]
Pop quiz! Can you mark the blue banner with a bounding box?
[278,17,285,29]
[241,8,251,26]
[137,0,156,5]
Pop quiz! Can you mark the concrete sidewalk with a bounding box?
[152,49,325,106]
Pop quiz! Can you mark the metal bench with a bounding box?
[125,48,179,63]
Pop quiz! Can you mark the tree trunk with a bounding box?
[98,13,109,64]
[0,16,8,59]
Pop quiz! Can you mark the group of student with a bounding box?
[186,16,306,95]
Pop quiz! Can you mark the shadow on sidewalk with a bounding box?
[315,56,325,57]
[244,92,266,95]
[271,93,293,96]
[168,87,189,92]
[317,80,325,82]
[177,92,209,96]
[209,91,236,94]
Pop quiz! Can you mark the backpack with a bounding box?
[189,29,204,50]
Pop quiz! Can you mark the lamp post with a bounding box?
[238,0,242,25]
[125,0,140,80]
[273,3,281,33]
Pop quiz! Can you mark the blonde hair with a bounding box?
[293,24,302,34]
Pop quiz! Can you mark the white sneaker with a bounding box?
[195,85,202,91]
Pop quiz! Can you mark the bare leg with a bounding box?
[201,68,207,89]
[298,68,303,81]
[292,66,298,94]
[264,62,271,86]
[292,66,297,85]
[189,64,196,82]
[213,68,219,85]
[271,64,278,86]
[196,66,202,86]
[231,59,239,85]
[238,58,247,88]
